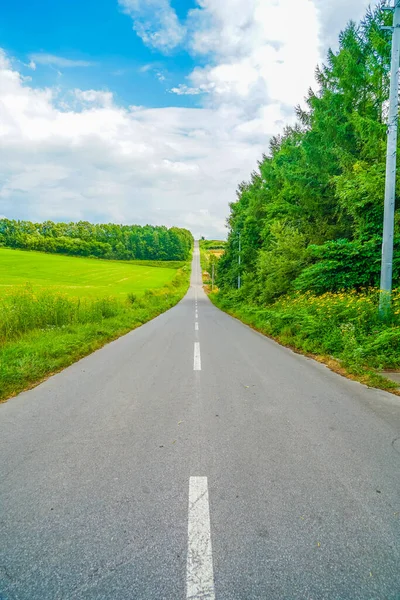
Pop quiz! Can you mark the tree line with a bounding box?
[0,219,193,261]
[218,3,400,303]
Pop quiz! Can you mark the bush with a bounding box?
[294,238,400,294]
[212,287,400,374]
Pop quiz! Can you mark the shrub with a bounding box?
[212,287,400,372]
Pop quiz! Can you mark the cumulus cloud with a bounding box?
[1,1,376,238]
[187,0,320,111]
[312,0,380,53]
[0,50,265,238]
[118,0,186,51]
[74,89,114,108]
[125,0,376,117]
[29,53,95,68]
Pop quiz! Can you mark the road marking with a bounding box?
[193,342,201,371]
[195,313,198,320]
[187,477,215,600]
[195,322,199,331]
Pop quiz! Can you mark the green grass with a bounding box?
[0,249,191,402]
[0,248,181,299]
[211,288,400,393]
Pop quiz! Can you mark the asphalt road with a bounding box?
[1,242,400,599]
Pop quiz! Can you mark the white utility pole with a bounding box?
[238,231,241,290]
[211,262,215,291]
[379,0,400,316]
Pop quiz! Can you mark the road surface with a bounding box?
[1,242,400,599]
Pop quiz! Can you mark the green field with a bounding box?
[0,248,181,298]
[0,247,191,402]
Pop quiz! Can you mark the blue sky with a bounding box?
[0,0,200,109]
[0,0,375,238]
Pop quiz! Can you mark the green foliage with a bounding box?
[255,223,308,302]
[213,4,400,384]
[0,288,120,343]
[211,288,400,386]
[0,266,190,402]
[200,240,227,250]
[0,219,193,262]
[217,3,399,301]
[294,237,400,294]
[199,240,225,286]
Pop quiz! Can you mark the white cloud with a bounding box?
[128,0,322,125]
[29,53,95,68]
[139,63,154,73]
[124,0,376,119]
[184,0,321,122]
[0,50,263,238]
[312,0,380,53]
[0,1,377,239]
[118,0,185,51]
[74,89,114,108]
[138,63,167,83]
[170,84,208,96]
[155,71,166,82]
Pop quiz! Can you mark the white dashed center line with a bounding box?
[193,342,201,371]
[186,477,215,600]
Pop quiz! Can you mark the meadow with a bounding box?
[0,248,181,298]
[0,248,190,401]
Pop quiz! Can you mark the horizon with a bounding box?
[0,0,377,239]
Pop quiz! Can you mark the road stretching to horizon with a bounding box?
[1,241,400,599]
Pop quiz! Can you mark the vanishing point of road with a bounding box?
[1,242,400,599]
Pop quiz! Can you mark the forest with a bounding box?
[213,2,400,390]
[0,219,193,262]
[218,2,399,300]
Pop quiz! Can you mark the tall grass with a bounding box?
[211,287,400,390]
[0,287,122,342]
[0,265,190,402]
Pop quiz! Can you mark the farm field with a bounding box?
[0,248,181,299]
[0,247,191,401]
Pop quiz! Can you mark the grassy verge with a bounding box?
[0,265,190,402]
[199,244,208,279]
[210,288,400,394]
